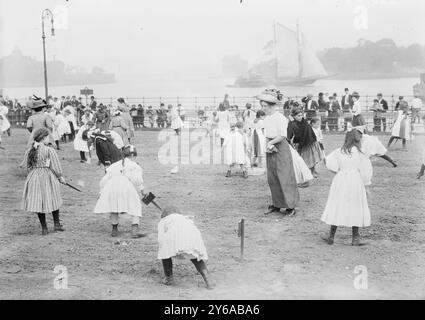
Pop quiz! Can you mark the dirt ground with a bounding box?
[0,128,424,300]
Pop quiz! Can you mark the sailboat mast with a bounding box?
[273,21,278,80]
[296,19,303,79]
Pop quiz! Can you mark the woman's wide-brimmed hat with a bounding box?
[291,107,303,116]
[28,99,48,109]
[352,91,360,99]
[255,93,280,105]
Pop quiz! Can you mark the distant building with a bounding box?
[0,47,115,88]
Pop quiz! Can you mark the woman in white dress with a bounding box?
[94,145,146,238]
[215,103,231,146]
[157,205,212,289]
[170,105,183,135]
[321,130,373,246]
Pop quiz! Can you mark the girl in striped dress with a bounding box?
[22,128,66,235]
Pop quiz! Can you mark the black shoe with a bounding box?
[42,227,49,236]
[111,225,118,237]
[54,224,65,232]
[264,206,280,215]
[285,208,296,216]
[225,170,231,178]
[162,276,176,286]
[321,225,337,245]
[352,227,365,246]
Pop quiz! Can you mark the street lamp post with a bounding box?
[42,9,55,103]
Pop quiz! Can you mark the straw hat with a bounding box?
[255,93,280,105]
[28,99,48,109]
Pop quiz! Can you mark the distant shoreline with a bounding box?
[325,72,421,81]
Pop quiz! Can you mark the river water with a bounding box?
[1,75,421,109]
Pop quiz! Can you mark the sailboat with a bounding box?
[272,21,328,86]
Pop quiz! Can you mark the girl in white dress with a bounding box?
[215,103,231,146]
[251,110,266,167]
[223,122,249,178]
[56,110,71,143]
[354,125,397,167]
[0,111,10,148]
[321,130,373,246]
[388,105,411,150]
[46,106,61,150]
[64,109,77,141]
[74,121,95,163]
[157,206,212,289]
[170,105,183,135]
[94,145,146,238]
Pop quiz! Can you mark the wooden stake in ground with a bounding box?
[238,218,245,259]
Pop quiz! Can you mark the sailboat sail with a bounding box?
[274,22,327,80]
[275,23,299,78]
[299,32,328,78]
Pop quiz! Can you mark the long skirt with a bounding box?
[299,142,325,168]
[252,129,265,157]
[289,146,314,184]
[22,168,62,213]
[266,139,300,209]
[352,114,366,127]
[112,127,129,144]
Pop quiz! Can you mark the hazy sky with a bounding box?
[1,0,424,77]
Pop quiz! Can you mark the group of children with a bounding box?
[21,125,213,290]
[16,91,424,291]
[219,104,327,181]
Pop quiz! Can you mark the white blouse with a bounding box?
[352,101,362,115]
[264,111,288,139]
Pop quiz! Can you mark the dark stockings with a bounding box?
[162,258,173,277]
[388,136,406,148]
[37,213,47,229]
[379,154,397,167]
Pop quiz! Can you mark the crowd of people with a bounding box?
[1,88,424,290]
